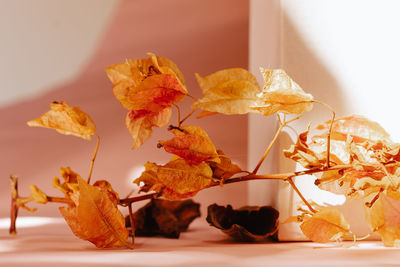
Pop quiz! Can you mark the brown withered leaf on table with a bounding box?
[59,177,131,248]
[192,68,262,115]
[300,207,350,243]
[126,107,171,149]
[159,126,220,165]
[134,158,213,200]
[27,101,96,140]
[206,204,279,242]
[251,69,313,115]
[126,199,200,238]
[365,193,400,247]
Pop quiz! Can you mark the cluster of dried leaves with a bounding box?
[11,52,400,249]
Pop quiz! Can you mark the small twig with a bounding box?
[252,113,301,174]
[287,177,316,213]
[10,175,19,235]
[313,100,335,168]
[365,188,383,208]
[173,104,181,127]
[180,109,197,126]
[87,135,100,184]
[47,196,73,205]
[128,203,135,245]
[119,192,157,206]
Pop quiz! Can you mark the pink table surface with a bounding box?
[0,216,399,267]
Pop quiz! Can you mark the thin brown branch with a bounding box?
[10,175,18,235]
[287,177,316,213]
[128,203,135,246]
[180,108,197,126]
[119,192,157,205]
[173,104,181,127]
[252,113,301,174]
[47,196,73,205]
[313,100,335,168]
[87,135,100,184]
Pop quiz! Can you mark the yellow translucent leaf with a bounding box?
[252,69,313,115]
[134,158,213,200]
[59,177,131,248]
[53,167,81,197]
[192,68,262,115]
[365,193,400,247]
[27,101,96,140]
[159,126,220,164]
[300,207,350,243]
[126,107,172,149]
[29,185,48,204]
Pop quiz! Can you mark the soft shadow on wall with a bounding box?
[0,0,249,217]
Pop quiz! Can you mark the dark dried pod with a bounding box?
[206,204,279,242]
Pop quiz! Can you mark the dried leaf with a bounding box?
[209,150,242,181]
[192,68,262,115]
[300,207,350,243]
[53,167,81,198]
[106,53,187,112]
[29,185,48,204]
[365,193,400,247]
[206,204,279,242]
[283,124,323,169]
[251,69,313,115]
[126,199,200,238]
[134,158,213,200]
[159,126,220,165]
[59,177,131,248]
[27,101,96,140]
[126,107,171,149]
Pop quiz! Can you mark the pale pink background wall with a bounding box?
[0,0,249,217]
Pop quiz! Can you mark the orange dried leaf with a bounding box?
[59,177,131,248]
[252,69,313,115]
[126,107,171,149]
[300,207,350,243]
[209,150,242,181]
[53,167,81,198]
[134,158,213,200]
[27,102,96,140]
[192,68,262,115]
[29,185,48,204]
[159,126,220,165]
[106,53,187,112]
[365,193,400,247]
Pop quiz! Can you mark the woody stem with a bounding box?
[10,175,18,235]
[87,135,100,184]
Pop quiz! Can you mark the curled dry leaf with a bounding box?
[159,126,220,165]
[126,199,200,238]
[126,107,171,149]
[134,158,213,200]
[59,177,131,248]
[27,101,96,140]
[29,185,48,204]
[251,69,313,116]
[206,204,279,242]
[300,207,350,243]
[53,167,81,198]
[192,68,262,115]
[284,124,323,169]
[365,193,400,247]
[209,150,242,182]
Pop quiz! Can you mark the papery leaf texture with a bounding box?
[365,193,400,247]
[126,107,171,149]
[251,69,313,115]
[59,177,131,248]
[159,126,220,164]
[300,207,350,243]
[209,150,242,182]
[192,68,262,115]
[206,204,279,242]
[27,101,96,140]
[126,199,200,238]
[134,158,213,200]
